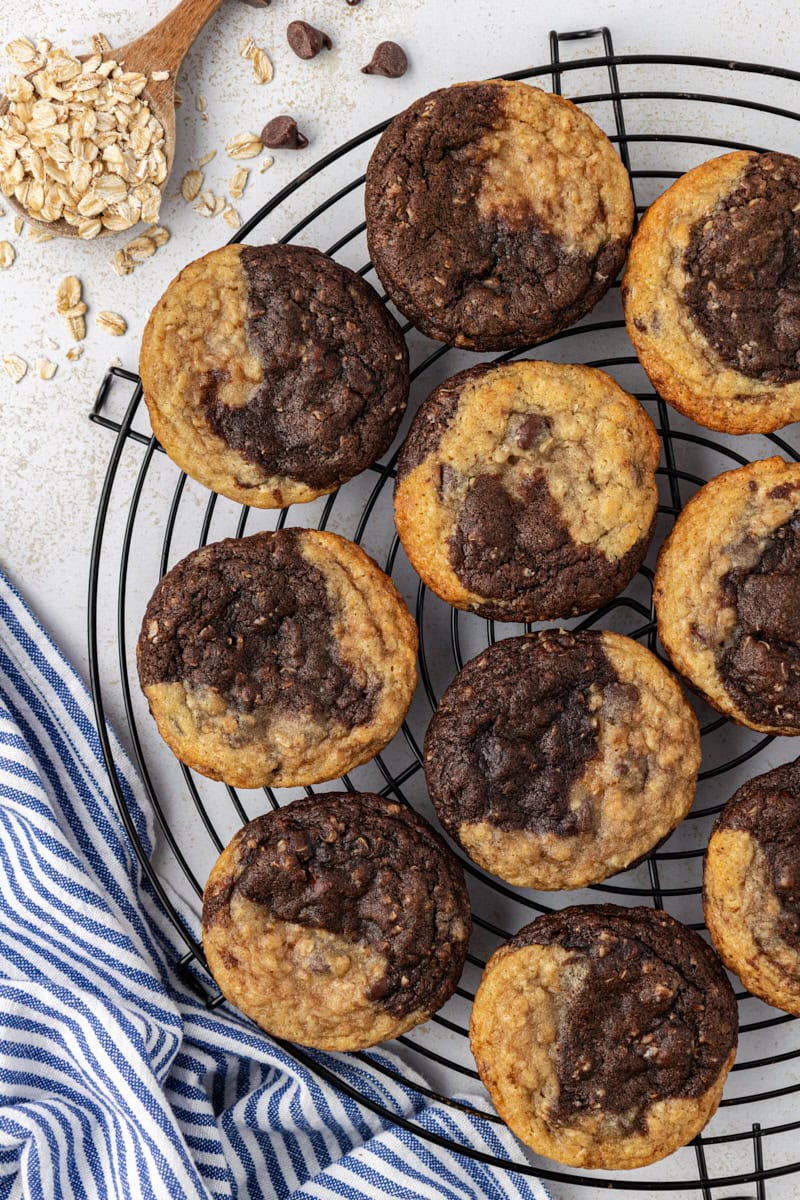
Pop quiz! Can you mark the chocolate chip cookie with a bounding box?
[203,793,471,1050]
[624,151,800,433]
[470,905,738,1169]
[655,456,800,734]
[394,360,659,622]
[137,529,418,788]
[425,630,699,890]
[366,80,634,351]
[705,759,800,1016]
[139,243,409,508]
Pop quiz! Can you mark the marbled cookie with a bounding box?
[139,243,409,507]
[424,630,699,890]
[203,793,471,1050]
[470,906,738,1169]
[394,361,659,622]
[705,758,800,1016]
[137,529,417,788]
[655,457,800,734]
[624,151,800,433]
[366,80,634,351]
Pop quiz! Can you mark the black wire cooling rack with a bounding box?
[87,26,800,1197]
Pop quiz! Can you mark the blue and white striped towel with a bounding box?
[0,571,550,1200]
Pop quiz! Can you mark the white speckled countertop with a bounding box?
[3,2,800,1197]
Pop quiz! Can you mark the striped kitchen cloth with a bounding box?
[0,570,550,1200]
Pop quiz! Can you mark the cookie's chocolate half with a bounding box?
[425,630,699,890]
[203,793,471,1049]
[137,529,418,788]
[624,151,800,434]
[139,243,409,508]
[366,80,633,351]
[705,758,800,1015]
[683,152,800,385]
[394,360,659,622]
[470,905,737,1169]
[654,457,800,735]
[719,501,800,728]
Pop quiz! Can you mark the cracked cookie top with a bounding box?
[137,529,418,788]
[365,80,634,351]
[139,243,409,508]
[203,793,471,1049]
[394,360,659,622]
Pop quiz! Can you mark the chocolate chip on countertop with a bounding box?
[261,116,309,150]
[287,20,332,60]
[361,41,408,78]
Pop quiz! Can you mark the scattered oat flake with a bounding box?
[239,36,256,59]
[198,150,216,167]
[126,234,156,259]
[0,241,15,269]
[181,170,203,202]
[65,345,83,361]
[36,358,57,379]
[259,155,274,174]
[252,48,274,85]
[90,32,112,56]
[111,249,134,276]
[109,355,122,368]
[229,166,249,200]
[195,94,207,113]
[225,132,262,159]
[56,276,82,314]
[223,204,240,229]
[97,310,127,336]
[151,70,169,81]
[3,353,27,382]
[146,224,170,246]
[67,314,86,342]
[28,230,53,242]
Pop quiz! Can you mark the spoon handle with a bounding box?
[117,0,227,81]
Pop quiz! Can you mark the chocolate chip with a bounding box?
[287,20,332,60]
[261,116,309,150]
[361,41,408,78]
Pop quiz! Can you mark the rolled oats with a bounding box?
[229,165,248,199]
[225,132,262,159]
[1,40,166,235]
[36,357,57,379]
[181,169,203,202]
[0,240,15,268]
[252,48,274,85]
[259,155,274,173]
[65,344,83,361]
[222,204,240,229]
[3,353,27,382]
[66,313,86,341]
[151,70,169,82]
[239,37,256,60]
[198,149,216,167]
[56,274,81,312]
[97,310,127,336]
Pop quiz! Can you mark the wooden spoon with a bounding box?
[0,0,226,238]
